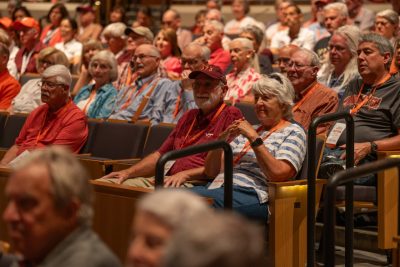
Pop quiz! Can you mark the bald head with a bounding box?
[182,43,210,71]
[277,45,300,73]
[162,9,180,30]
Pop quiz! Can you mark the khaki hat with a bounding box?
[124,26,154,42]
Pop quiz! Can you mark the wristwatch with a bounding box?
[250,137,264,148]
[370,141,378,153]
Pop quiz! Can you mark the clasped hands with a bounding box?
[339,142,372,165]
[219,118,258,142]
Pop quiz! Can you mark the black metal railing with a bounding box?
[323,158,400,266]
[307,111,354,267]
[155,140,233,209]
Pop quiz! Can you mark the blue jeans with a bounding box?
[190,184,268,222]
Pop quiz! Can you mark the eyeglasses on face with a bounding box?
[132,54,158,61]
[38,80,66,90]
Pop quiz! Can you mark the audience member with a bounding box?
[126,190,211,267]
[206,0,222,10]
[0,65,88,166]
[345,0,374,32]
[102,22,130,65]
[76,4,103,43]
[13,17,46,75]
[392,37,400,77]
[303,0,331,42]
[265,0,291,46]
[287,48,338,134]
[2,146,122,267]
[374,9,399,45]
[131,6,154,32]
[102,64,242,187]
[109,44,179,124]
[74,50,118,119]
[320,33,400,185]
[10,47,69,114]
[240,25,273,74]
[203,20,231,73]
[109,6,126,24]
[55,18,82,73]
[204,9,231,50]
[40,3,69,47]
[7,0,18,19]
[225,38,260,103]
[168,43,210,123]
[155,28,182,79]
[224,0,257,36]
[314,2,349,60]
[12,6,31,22]
[162,212,264,267]
[0,28,18,79]
[192,9,207,36]
[0,43,20,110]
[162,9,192,51]
[318,25,361,99]
[271,4,315,54]
[190,73,306,222]
[116,26,154,90]
[276,44,299,74]
[71,39,103,95]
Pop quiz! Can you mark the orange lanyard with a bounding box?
[233,120,287,165]
[293,82,319,112]
[119,80,152,111]
[173,91,182,119]
[35,101,71,145]
[179,103,226,149]
[82,89,97,113]
[350,74,391,115]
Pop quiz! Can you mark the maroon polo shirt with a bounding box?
[158,102,243,175]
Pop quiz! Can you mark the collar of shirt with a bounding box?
[135,73,157,87]
[196,101,224,126]
[296,80,318,100]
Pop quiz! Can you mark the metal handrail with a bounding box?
[307,111,354,267]
[323,158,400,266]
[155,140,233,209]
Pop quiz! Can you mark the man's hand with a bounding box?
[181,70,193,90]
[101,170,131,184]
[340,142,372,165]
[164,172,190,187]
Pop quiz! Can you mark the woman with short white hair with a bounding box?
[73,50,118,119]
[374,9,399,45]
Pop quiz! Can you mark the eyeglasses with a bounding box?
[38,59,55,66]
[181,58,200,66]
[38,80,66,90]
[287,60,313,70]
[132,54,158,61]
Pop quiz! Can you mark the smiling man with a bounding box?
[101,64,243,187]
[0,65,88,166]
[287,48,338,134]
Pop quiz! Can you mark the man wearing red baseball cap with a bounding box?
[12,17,46,75]
[76,4,103,43]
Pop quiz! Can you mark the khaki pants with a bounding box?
[97,177,194,188]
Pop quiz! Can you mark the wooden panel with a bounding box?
[0,168,11,243]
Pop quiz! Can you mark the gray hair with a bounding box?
[13,146,93,226]
[230,37,254,50]
[89,50,118,82]
[376,9,399,26]
[241,25,265,46]
[252,73,294,119]
[137,189,211,229]
[0,43,9,59]
[185,42,211,61]
[360,32,393,68]
[136,44,161,58]
[162,212,264,267]
[102,22,127,39]
[0,29,11,47]
[324,2,348,18]
[296,48,321,68]
[206,8,223,22]
[42,65,72,88]
[205,19,224,33]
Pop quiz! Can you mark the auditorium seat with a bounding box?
[234,101,259,125]
[0,113,28,160]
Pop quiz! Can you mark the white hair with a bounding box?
[252,73,294,119]
[296,48,321,68]
[89,50,118,82]
[102,22,127,39]
[205,19,224,33]
[324,2,348,18]
[185,42,211,61]
[206,9,222,22]
[42,64,72,88]
[230,37,254,50]
[376,9,399,26]
[13,146,94,226]
[137,189,211,229]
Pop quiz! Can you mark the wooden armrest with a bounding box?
[268,179,326,188]
[103,158,141,165]
[377,151,400,159]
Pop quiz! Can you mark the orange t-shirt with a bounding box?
[0,69,21,109]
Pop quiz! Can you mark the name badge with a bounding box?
[164,160,176,175]
[208,175,224,189]
[326,122,346,148]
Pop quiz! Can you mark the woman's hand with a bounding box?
[219,119,258,142]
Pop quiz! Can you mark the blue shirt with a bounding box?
[109,73,179,125]
[74,83,117,119]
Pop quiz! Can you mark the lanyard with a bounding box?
[292,82,320,112]
[119,80,152,111]
[233,120,287,165]
[35,101,71,145]
[350,74,391,115]
[82,89,97,114]
[173,90,182,119]
[179,103,226,149]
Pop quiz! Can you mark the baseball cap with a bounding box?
[124,26,154,42]
[0,17,12,30]
[12,17,40,32]
[189,64,227,85]
[76,4,95,13]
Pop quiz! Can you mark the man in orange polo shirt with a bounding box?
[287,47,338,134]
[0,42,20,110]
[0,65,88,166]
